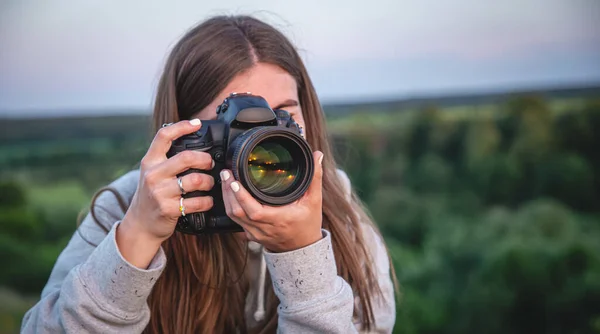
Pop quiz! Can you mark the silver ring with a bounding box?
[177,177,186,195]
[179,197,186,217]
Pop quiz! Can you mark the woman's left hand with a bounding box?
[220,151,324,252]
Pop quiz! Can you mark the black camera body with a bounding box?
[167,93,314,235]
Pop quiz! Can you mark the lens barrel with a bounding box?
[230,127,314,205]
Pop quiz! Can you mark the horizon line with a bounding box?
[2,80,599,119]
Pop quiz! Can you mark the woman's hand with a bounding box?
[118,119,215,268]
[220,151,324,253]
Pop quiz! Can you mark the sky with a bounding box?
[0,0,599,116]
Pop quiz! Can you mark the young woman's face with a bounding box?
[193,62,307,135]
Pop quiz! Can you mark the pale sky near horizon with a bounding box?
[0,0,599,115]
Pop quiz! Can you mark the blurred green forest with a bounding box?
[1,88,600,333]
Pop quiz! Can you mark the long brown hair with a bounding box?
[90,15,397,333]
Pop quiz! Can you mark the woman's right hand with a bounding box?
[118,119,215,268]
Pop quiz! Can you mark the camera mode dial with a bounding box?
[217,100,229,114]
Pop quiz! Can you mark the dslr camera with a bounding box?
[167,93,314,234]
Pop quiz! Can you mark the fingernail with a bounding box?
[230,182,240,193]
[211,160,215,169]
[189,118,201,126]
[318,153,324,166]
[220,170,230,181]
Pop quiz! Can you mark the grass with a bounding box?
[27,181,91,212]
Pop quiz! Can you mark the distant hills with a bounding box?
[323,83,600,117]
[1,82,599,122]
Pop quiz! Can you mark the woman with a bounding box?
[21,15,397,333]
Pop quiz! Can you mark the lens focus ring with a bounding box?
[230,127,314,206]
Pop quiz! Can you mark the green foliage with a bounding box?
[335,95,600,333]
[388,199,600,334]
[0,180,79,294]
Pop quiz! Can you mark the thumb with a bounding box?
[304,150,324,203]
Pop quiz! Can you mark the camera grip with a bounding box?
[173,155,243,234]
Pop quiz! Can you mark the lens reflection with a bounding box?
[248,139,299,195]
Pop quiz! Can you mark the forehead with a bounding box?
[225,62,297,104]
[195,62,299,120]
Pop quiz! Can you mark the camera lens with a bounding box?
[248,139,300,195]
[230,127,314,206]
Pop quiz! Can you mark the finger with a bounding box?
[220,170,268,242]
[157,195,213,218]
[220,170,235,220]
[225,198,265,244]
[181,196,214,215]
[179,173,215,194]
[220,170,248,221]
[303,151,324,205]
[144,119,202,164]
[228,179,273,222]
[156,150,214,178]
[161,172,214,198]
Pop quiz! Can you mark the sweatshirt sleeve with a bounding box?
[263,229,356,334]
[20,171,167,334]
[263,227,396,334]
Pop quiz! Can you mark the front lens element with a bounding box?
[247,139,300,195]
[231,127,314,206]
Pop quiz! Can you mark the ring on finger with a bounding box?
[177,177,186,195]
[179,197,186,217]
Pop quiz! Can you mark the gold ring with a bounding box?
[179,197,186,217]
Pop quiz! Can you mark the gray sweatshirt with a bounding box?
[21,170,396,333]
